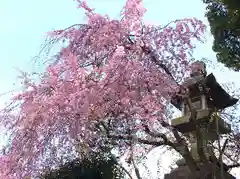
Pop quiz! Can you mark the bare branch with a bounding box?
[219,139,228,162]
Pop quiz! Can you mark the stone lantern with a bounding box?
[164,61,238,179]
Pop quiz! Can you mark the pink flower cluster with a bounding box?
[1,0,206,178]
[0,155,12,179]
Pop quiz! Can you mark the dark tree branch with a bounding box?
[129,137,142,179]
[212,145,240,169]
[225,163,240,170]
[219,139,229,163]
[110,154,134,179]
[108,134,166,146]
[160,120,199,174]
[143,124,175,147]
[98,120,166,147]
[140,44,178,85]
[209,154,236,172]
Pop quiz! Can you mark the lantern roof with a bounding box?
[171,62,238,110]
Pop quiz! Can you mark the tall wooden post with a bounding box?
[164,61,238,179]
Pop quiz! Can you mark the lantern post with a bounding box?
[164,61,238,179]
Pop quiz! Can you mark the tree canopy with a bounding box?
[204,0,240,71]
[3,0,240,178]
[40,151,124,179]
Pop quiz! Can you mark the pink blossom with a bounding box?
[0,155,13,179]
[2,0,206,178]
[76,0,94,12]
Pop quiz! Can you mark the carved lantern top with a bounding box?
[190,60,207,77]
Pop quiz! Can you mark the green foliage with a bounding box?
[40,153,124,179]
[204,0,240,71]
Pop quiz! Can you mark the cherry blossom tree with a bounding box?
[0,0,207,178]
[0,155,13,179]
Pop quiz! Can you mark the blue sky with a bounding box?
[0,0,81,107]
[0,0,240,177]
